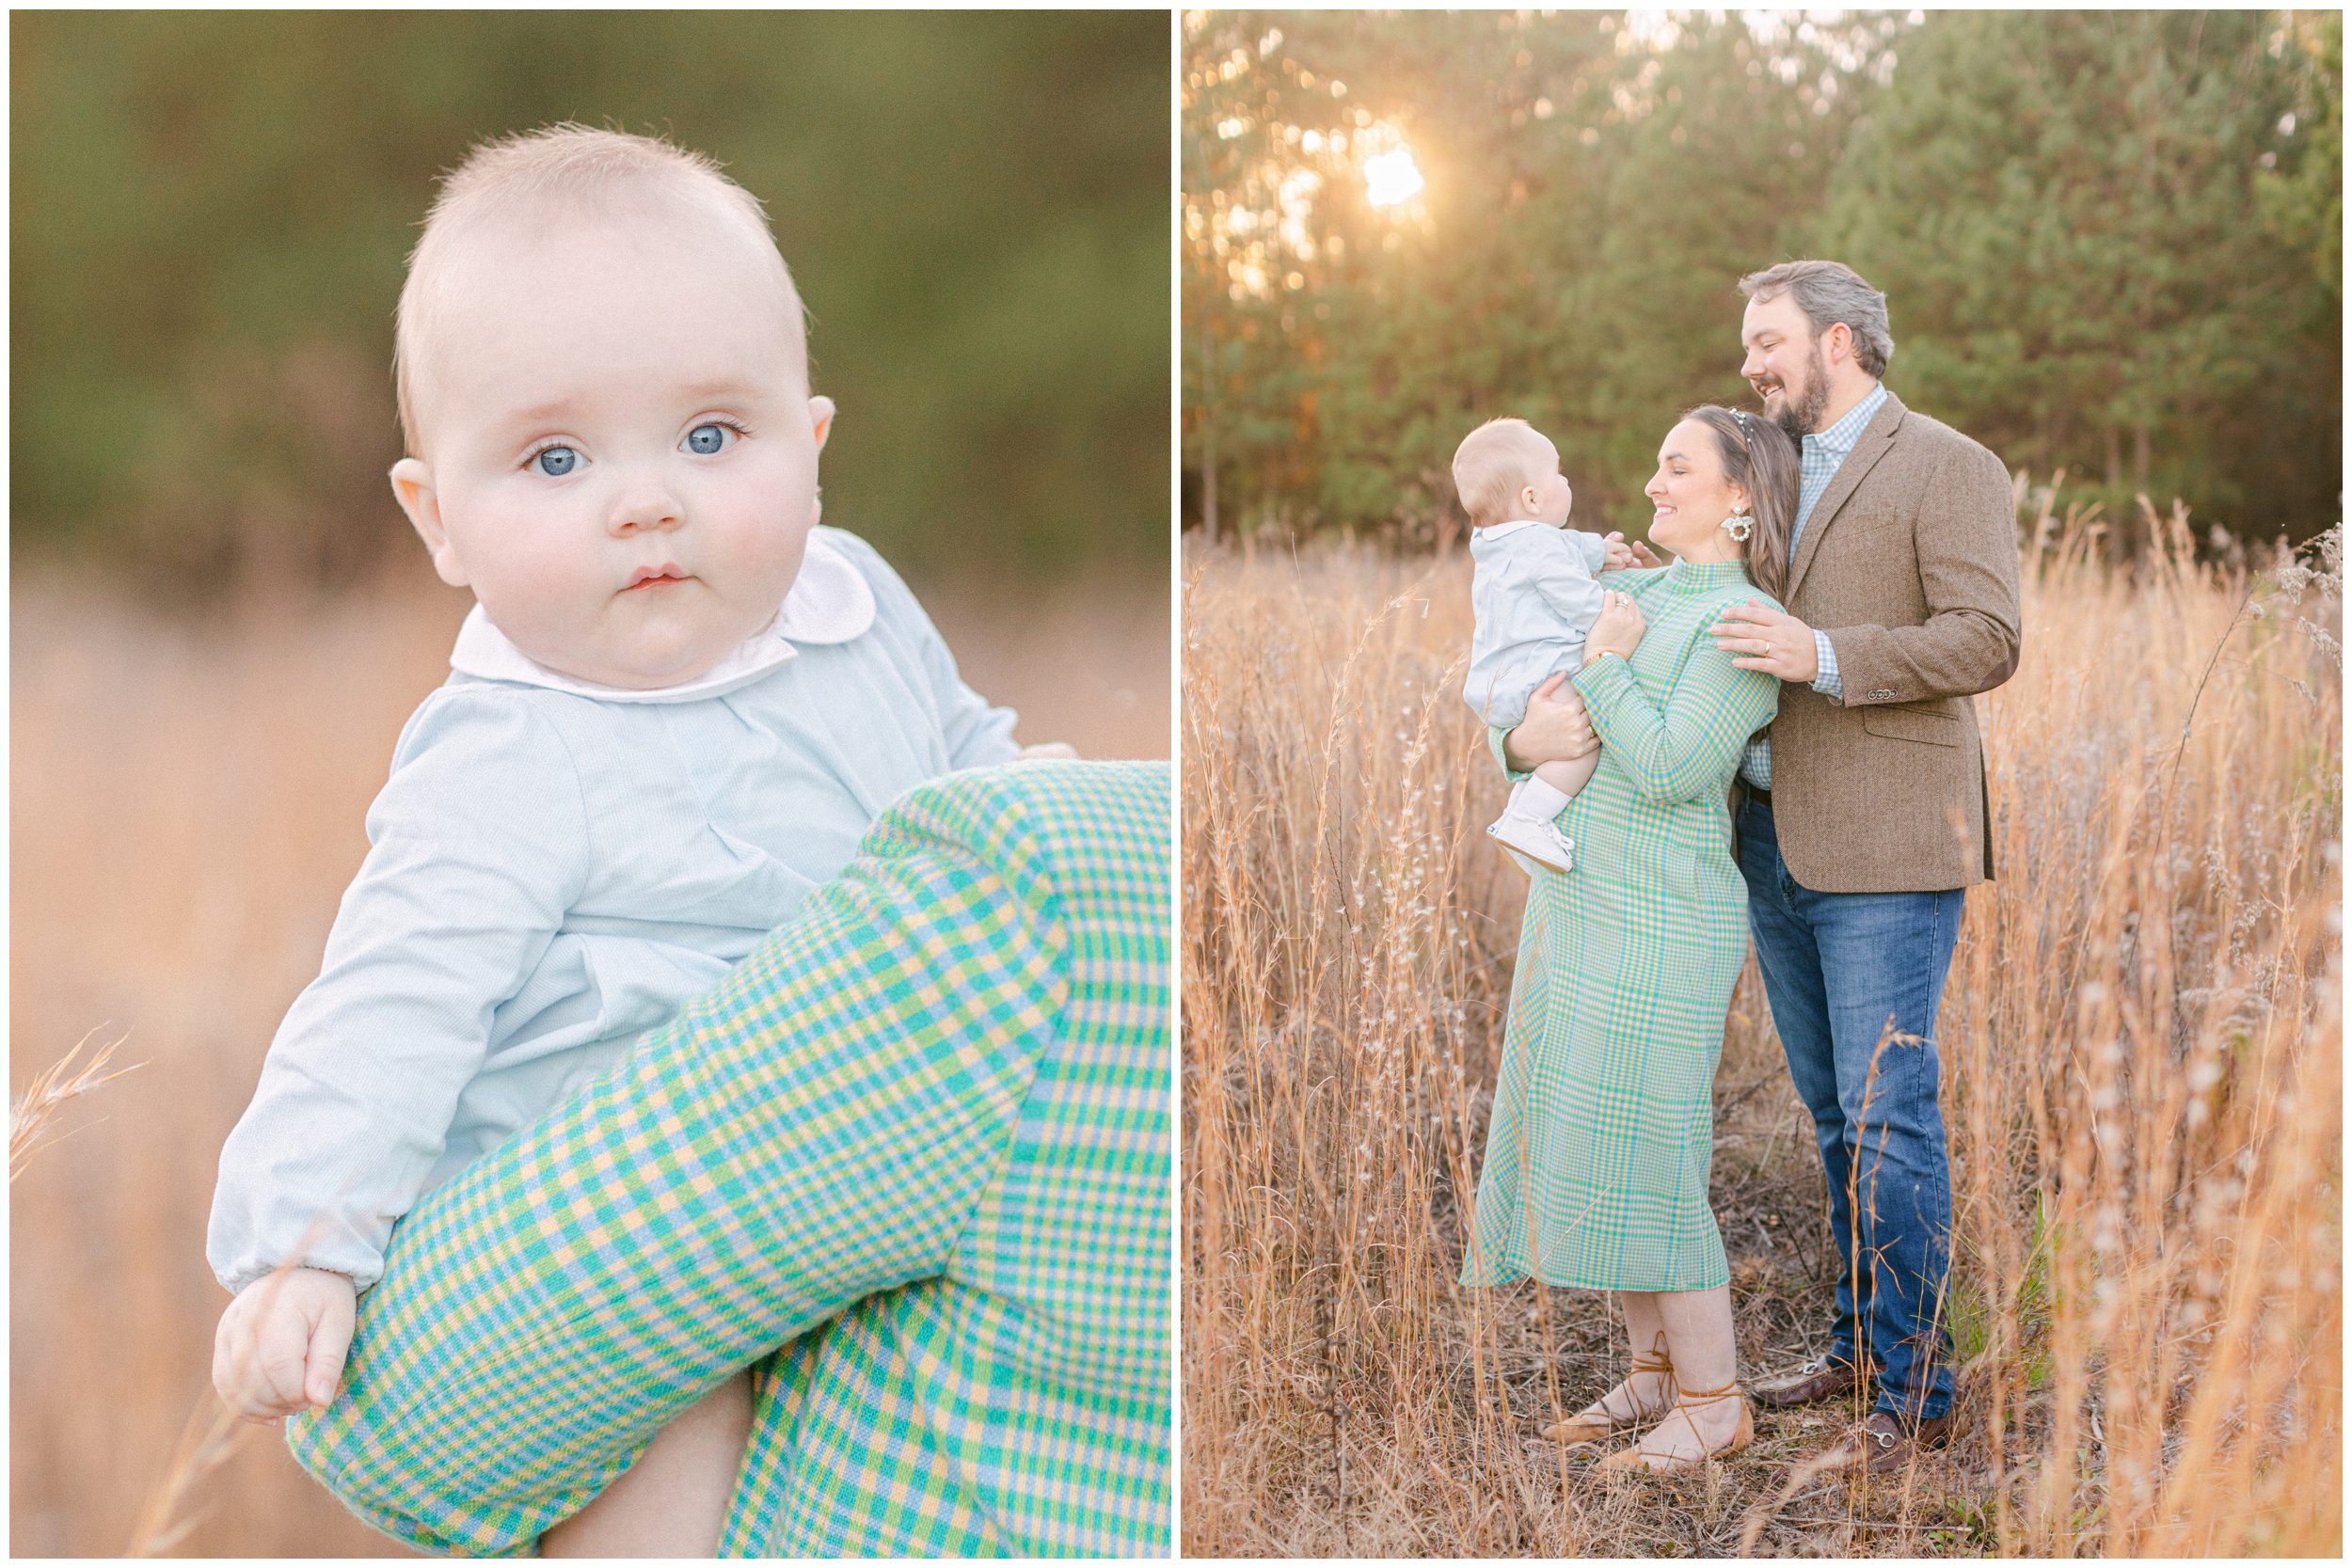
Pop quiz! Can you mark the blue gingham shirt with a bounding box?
[1464,521,1611,727]
[1739,380,1886,790]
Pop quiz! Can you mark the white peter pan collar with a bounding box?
[1475,519,1555,543]
[448,531,877,704]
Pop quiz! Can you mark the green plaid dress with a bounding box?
[286,760,1169,1557]
[1462,561,1780,1292]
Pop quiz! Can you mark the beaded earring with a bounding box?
[1724,412,1757,541]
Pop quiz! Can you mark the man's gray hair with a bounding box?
[1739,260,1894,378]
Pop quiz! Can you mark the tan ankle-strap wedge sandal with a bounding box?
[1597,1380,1755,1473]
[1541,1346,1677,1447]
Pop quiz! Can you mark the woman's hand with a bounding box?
[1502,673,1597,771]
[1583,589,1646,664]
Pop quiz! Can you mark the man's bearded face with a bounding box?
[1740,292,1837,437]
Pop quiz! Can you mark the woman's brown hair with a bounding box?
[1680,404,1800,602]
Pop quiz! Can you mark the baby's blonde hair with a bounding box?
[393,123,805,456]
[1451,418,1557,528]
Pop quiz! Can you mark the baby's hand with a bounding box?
[1600,531,1661,572]
[213,1266,357,1423]
[1018,742,1079,761]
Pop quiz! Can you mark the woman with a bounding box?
[281,761,1171,1555]
[1460,405,1801,1473]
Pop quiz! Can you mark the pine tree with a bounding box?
[1820,9,2333,538]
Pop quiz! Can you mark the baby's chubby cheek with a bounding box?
[449,547,625,673]
[506,601,612,673]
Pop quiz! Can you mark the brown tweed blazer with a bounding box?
[1742,387,2022,893]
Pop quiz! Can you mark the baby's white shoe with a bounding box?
[1486,812,1575,875]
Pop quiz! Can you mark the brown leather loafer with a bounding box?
[1803,1410,1955,1477]
[1748,1354,1872,1409]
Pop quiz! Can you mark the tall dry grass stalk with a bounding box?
[10,1029,139,1182]
[8,1026,252,1558]
[1182,495,2340,1557]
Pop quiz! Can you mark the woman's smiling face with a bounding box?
[1645,419,1747,558]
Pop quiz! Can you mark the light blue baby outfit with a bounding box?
[208,528,1020,1293]
[1464,521,1612,727]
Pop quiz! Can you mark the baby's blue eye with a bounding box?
[533,446,579,477]
[686,423,730,455]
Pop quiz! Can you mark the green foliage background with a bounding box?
[12,10,1169,595]
[1183,9,2341,547]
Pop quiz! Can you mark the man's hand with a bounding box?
[214,1266,357,1424]
[1598,532,1664,572]
[1712,598,1820,682]
[1502,673,1597,771]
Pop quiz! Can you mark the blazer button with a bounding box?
[1869,689,1898,701]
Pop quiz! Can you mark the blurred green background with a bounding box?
[14,9,1169,594]
[1183,9,2341,548]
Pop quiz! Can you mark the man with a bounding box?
[283,762,1171,1554]
[1707,259,2021,1474]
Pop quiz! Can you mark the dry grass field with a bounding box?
[8,564,1168,1557]
[1183,499,2341,1556]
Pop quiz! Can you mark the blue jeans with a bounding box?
[1736,798,1962,1423]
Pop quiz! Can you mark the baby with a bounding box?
[1454,417,1628,873]
[208,126,1053,1555]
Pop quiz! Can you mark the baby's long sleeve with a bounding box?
[208,690,591,1295]
[1524,530,1609,635]
[931,636,1024,769]
[830,531,1022,770]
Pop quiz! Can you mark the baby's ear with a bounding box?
[808,395,836,454]
[389,459,468,589]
